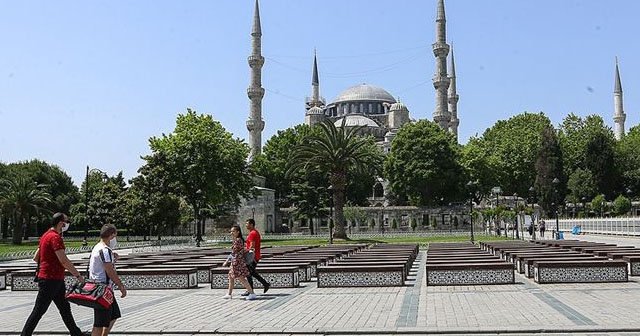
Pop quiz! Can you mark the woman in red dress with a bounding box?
[221,225,257,300]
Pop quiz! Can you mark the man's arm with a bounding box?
[54,249,84,281]
[33,248,40,262]
[247,232,256,250]
[103,262,127,298]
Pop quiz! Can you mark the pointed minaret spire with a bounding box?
[246,0,265,162]
[613,56,626,140]
[312,49,320,103]
[448,44,459,142]
[432,0,451,131]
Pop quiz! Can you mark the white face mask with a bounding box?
[61,222,70,232]
[109,237,117,249]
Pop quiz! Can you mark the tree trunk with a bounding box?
[12,215,23,245]
[331,172,348,240]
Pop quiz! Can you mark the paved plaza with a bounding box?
[2,234,640,336]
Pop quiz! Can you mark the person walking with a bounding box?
[221,225,256,300]
[88,224,127,336]
[243,218,271,295]
[539,221,546,238]
[21,213,89,336]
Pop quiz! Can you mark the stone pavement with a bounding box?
[2,234,640,335]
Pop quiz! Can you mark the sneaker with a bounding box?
[263,283,271,294]
[240,291,250,296]
[246,293,257,300]
[222,294,232,299]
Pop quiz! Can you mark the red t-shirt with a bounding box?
[245,229,262,261]
[37,229,66,280]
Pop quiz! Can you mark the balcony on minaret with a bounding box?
[432,75,450,89]
[432,42,450,57]
[247,87,265,99]
[246,118,265,132]
[247,55,265,67]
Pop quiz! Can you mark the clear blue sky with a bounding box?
[1,0,638,187]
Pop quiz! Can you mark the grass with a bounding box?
[1,234,515,254]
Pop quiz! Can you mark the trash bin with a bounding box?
[558,232,564,239]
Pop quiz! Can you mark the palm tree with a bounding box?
[0,174,52,244]
[287,119,383,239]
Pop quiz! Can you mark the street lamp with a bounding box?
[466,181,477,243]
[552,177,560,239]
[327,185,334,244]
[513,192,520,239]
[195,189,202,247]
[529,186,536,240]
[492,186,502,236]
[84,166,108,247]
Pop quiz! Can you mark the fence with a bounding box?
[557,217,640,236]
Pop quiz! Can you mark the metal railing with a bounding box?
[557,217,640,236]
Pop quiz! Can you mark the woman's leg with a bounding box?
[237,276,254,294]
[227,275,234,295]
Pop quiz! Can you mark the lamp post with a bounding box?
[513,192,520,240]
[327,185,333,244]
[466,181,477,243]
[492,186,502,236]
[529,186,537,240]
[195,189,202,247]
[552,178,560,239]
[84,166,108,247]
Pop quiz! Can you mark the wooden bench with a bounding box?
[521,255,604,278]
[533,260,628,284]
[425,262,514,286]
[317,265,405,287]
[210,266,300,289]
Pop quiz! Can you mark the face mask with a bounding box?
[61,222,70,232]
[109,237,117,249]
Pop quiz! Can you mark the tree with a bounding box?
[0,173,52,244]
[343,203,367,230]
[591,194,607,217]
[410,217,417,231]
[144,109,254,238]
[385,120,464,206]
[390,218,398,230]
[534,125,564,218]
[617,125,640,198]
[287,119,384,240]
[612,195,631,217]
[566,168,597,204]
[461,112,551,200]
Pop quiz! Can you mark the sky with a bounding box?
[1,0,638,187]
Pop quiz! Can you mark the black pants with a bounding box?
[247,260,269,289]
[21,278,84,336]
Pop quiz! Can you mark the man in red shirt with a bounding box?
[21,213,89,336]
[242,218,270,295]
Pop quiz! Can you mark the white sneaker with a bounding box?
[222,294,232,299]
[246,293,257,300]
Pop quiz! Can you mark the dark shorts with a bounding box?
[93,298,121,328]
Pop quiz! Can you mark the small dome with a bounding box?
[334,115,380,128]
[306,106,324,115]
[333,83,396,104]
[389,101,408,112]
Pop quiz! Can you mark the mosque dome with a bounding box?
[332,83,396,104]
[389,101,408,112]
[334,115,380,128]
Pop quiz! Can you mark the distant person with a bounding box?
[221,225,256,300]
[539,221,546,238]
[527,223,534,238]
[243,218,271,295]
[21,213,89,336]
[88,224,127,336]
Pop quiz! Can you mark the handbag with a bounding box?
[245,250,255,264]
[66,279,114,309]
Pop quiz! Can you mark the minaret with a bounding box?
[432,0,451,131]
[448,45,459,142]
[246,0,265,162]
[305,50,326,127]
[613,57,626,140]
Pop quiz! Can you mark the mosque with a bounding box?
[238,0,629,233]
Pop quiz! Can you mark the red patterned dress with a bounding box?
[229,237,250,278]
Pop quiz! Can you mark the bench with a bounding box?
[329,260,412,279]
[140,263,218,283]
[533,260,628,284]
[425,262,514,286]
[117,268,199,289]
[11,270,77,291]
[521,255,604,278]
[0,270,6,290]
[255,261,313,282]
[511,252,587,274]
[623,256,640,276]
[317,265,405,287]
[210,266,300,289]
